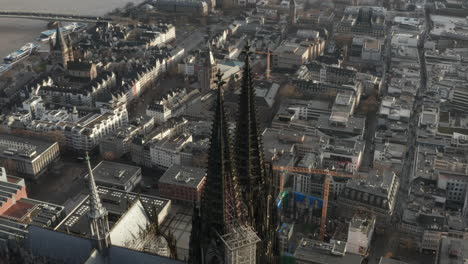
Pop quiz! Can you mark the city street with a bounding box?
[128,75,185,120]
[0,1,453,262]
[368,5,433,264]
[176,29,205,56]
[359,101,378,170]
[127,27,206,120]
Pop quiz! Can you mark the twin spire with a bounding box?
[189,64,252,263]
[190,42,278,263]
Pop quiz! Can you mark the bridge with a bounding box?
[0,11,119,23]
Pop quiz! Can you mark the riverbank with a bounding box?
[0,0,140,58]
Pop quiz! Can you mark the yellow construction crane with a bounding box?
[272,165,366,241]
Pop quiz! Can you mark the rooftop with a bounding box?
[90,161,141,186]
[0,133,57,161]
[152,134,192,151]
[274,42,308,55]
[437,237,468,264]
[379,257,408,264]
[294,238,362,264]
[393,16,422,26]
[56,187,170,236]
[431,15,468,40]
[0,170,64,239]
[349,212,376,236]
[364,38,380,50]
[316,114,366,138]
[67,61,94,72]
[158,165,205,189]
[346,170,397,198]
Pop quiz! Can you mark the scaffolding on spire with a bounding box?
[214,70,260,264]
[234,42,280,263]
[220,223,260,264]
[189,69,259,264]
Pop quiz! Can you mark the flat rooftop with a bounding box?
[431,15,468,39]
[438,237,468,264]
[91,161,141,186]
[0,133,57,161]
[365,39,380,50]
[56,187,170,236]
[1,198,64,229]
[347,170,397,198]
[262,128,298,155]
[3,199,35,219]
[294,238,362,264]
[316,114,366,137]
[335,92,354,106]
[379,257,408,264]
[158,165,205,189]
[350,213,375,236]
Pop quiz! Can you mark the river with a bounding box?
[0,0,138,58]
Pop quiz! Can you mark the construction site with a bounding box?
[272,162,398,262]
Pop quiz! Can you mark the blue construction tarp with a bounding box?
[277,199,283,209]
[277,191,323,210]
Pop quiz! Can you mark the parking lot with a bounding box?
[27,155,87,213]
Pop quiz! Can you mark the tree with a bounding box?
[0,159,17,175]
[374,161,393,175]
[304,0,312,11]
[110,7,121,15]
[192,152,208,168]
[46,130,66,148]
[227,76,238,91]
[360,95,378,113]
[124,2,135,10]
[10,129,66,149]
[102,151,118,161]
[279,83,302,98]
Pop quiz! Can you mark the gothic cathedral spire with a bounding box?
[199,46,217,93]
[234,43,279,263]
[189,70,244,263]
[190,46,278,264]
[201,69,235,237]
[188,203,203,264]
[234,42,268,226]
[49,22,74,68]
[85,153,111,254]
[289,0,297,25]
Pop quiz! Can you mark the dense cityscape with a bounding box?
[0,0,467,263]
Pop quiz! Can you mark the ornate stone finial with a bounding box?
[242,41,252,57]
[215,69,225,88]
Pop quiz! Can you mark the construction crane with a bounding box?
[272,165,366,241]
[253,49,271,80]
